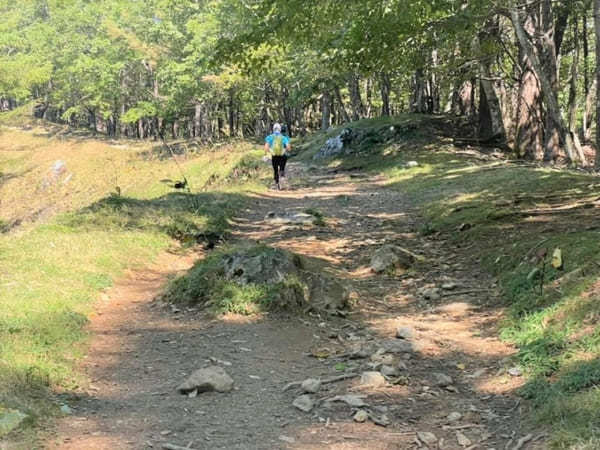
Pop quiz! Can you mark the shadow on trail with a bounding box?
[60,191,251,242]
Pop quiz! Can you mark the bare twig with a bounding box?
[512,434,533,450]
[162,443,196,450]
[283,373,359,392]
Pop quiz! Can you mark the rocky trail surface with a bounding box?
[43,163,543,450]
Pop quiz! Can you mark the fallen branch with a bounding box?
[162,443,196,450]
[512,434,533,450]
[442,424,486,431]
[283,373,359,392]
[442,289,491,297]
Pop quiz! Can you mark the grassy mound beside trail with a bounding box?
[0,112,269,442]
[162,244,307,315]
[302,115,600,448]
[162,243,350,315]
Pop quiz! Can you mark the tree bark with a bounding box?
[568,15,587,165]
[348,74,364,121]
[228,89,235,137]
[380,72,391,116]
[194,101,202,138]
[321,91,331,130]
[412,69,428,113]
[334,86,350,123]
[515,11,543,159]
[511,7,579,164]
[594,0,600,168]
[477,19,507,143]
[582,8,590,141]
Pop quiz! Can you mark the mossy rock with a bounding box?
[162,244,349,315]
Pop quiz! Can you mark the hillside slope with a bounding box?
[302,116,600,448]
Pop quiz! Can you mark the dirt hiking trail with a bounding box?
[43,162,544,450]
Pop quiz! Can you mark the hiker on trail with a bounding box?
[264,123,291,190]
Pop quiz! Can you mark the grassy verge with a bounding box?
[0,115,269,442]
[301,116,600,448]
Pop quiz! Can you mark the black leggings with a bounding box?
[272,155,287,183]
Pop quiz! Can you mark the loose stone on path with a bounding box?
[293,395,315,412]
[176,366,234,394]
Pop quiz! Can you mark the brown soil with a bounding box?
[40,163,545,450]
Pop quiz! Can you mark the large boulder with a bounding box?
[313,128,354,159]
[165,244,350,314]
[370,245,416,273]
[223,247,302,285]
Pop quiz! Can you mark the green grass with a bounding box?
[304,208,326,227]
[300,115,600,448]
[0,116,269,442]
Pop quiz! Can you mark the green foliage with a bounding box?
[304,208,326,226]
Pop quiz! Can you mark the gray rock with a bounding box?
[293,394,315,412]
[177,366,234,394]
[405,161,419,168]
[433,373,453,387]
[369,413,391,427]
[442,282,458,290]
[419,287,441,300]
[417,431,438,445]
[223,247,300,285]
[381,365,400,378]
[447,412,462,422]
[265,212,315,226]
[395,326,414,340]
[301,378,322,394]
[220,245,349,313]
[349,348,370,359]
[456,431,471,447]
[380,339,414,354]
[60,404,73,415]
[397,361,409,371]
[360,371,386,388]
[353,410,369,423]
[367,362,382,370]
[328,395,367,407]
[370,245,415,273]
[370,351,394,366]
[313,128,354,159]
[508,367,523,377]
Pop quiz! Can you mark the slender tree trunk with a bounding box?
[430,49,440,113]
[569,15,587,165]
[594,0,600,168]
[334,86,351,123]
[194,101,202,138]
[412,69,428,113]
[478,20,507,143]
[583,6,591,139]
[321,91,331,130]
[380,72,391,116]
[228,90,235,137]
[365,78,373,117]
